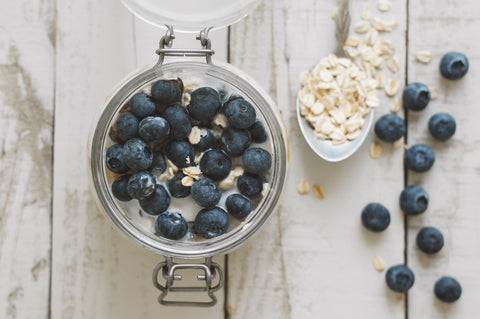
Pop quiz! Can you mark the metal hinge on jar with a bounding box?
[156,25,215,65]
[152,257,224,307]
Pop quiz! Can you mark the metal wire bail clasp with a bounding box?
[156,25,215,65]
[152,257,224,307]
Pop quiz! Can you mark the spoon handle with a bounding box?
[335,0,351,58]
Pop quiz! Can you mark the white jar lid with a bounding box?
[122,0,262,32]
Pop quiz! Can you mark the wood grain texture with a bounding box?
[406,0,480,317]
[228,0,408,317]
[52,0,227,317]
[0,0,54,318]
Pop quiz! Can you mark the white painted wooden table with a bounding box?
[1,0,479,318]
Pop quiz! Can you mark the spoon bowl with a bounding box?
[296,96,374,162]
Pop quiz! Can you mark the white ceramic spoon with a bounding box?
[296,0,374,162]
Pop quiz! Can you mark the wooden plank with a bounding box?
[53,0,227,317]
[0,0,54,318]
[406,0,480,317]
[228,0,408,317]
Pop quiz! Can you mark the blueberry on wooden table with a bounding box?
[428,113,456,141]
[163,105,192,139]
[165,140,195,169]
[123,138,154,172]
[154,212,188,240]
[361,202,391,232]
[126,171,156,200]
[187,87,222,123]
[138,116,170,143]
[440,52,469,80]
[129,92,156,119]
[248,120,268,143]
[237,173,263,198]
[106,144,129,174]
[224,98,257,129]
[167,172,191,198]
[402,82,431,111]
[111,174,132,201]
[191,178,222,208]
[115,112,139,142]
[139,184,170,215]
[199,149,232,181]
[416,226,444,254]
[220,127,251,157]
[404,144,435,172]
[374,113,405,142]
[242,148,272,175]
[435,277,462,303]
[226,194,252,220]
[385,264,415,293]
[151,79,183,106]
[194,207,230,239]
[400,185,429,216]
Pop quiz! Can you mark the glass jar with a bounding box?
[88,0,289,307]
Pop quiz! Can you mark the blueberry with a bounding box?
[192,128,216,152]
[403,82,431,111]
[248,120,268,143]
[106,144,128,174]
[151,79,183,106]
[115,112,139,142]
[416,227,444,254]
[139,184,170,215]
[163,105,192,139]
[167,172,191,198]
[150,151,167,174]
[242,148,272,174]
[220,127,251,157]
[188,87,222,123]
[111,174,132,201]
[154,212,188,240]
[165,140,195,169]
[123,138,153,172]
[226,194,252,220]
[138,116,170,143]
[405,144,435,172]
[222,93,244,112]
[428,113,456,141]
[374,114,406,142]
[224,99,257,129]
[191,178,221,207]
[361,202,391,232]
[127,171,156,200]
[129,92,155,119]
[400,185,429,216]
[385,264,415,293]
[237,173,263,198]
[440,52,469,80]
[199,149,232,181]
[435,277,462,303]
[194,207,229,239]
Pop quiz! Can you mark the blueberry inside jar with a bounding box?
[102,75,277,243]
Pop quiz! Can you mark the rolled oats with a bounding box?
[385,78,399,97]
[377,0,391,12]
[386,57,400,73]
[429,86,439,100]
[415,50,433,64]
[390,97,401,113]
[167,159,178,173]
[373,255,385,272]
[183,166,202,180]
[298,178,310,194]
[212,113,229,129]
[370,141,383,158]
[188,126,203,145]
[345,35,361,48]
[181,176,194,187]
[355,20,371,34]
[362,4,371,20]
[313,184,325,199]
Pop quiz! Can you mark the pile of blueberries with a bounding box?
[105,78,272,241]
[362,52,468,303]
